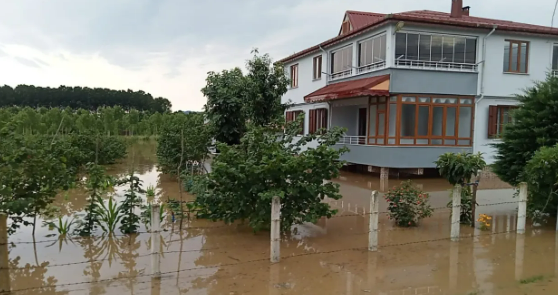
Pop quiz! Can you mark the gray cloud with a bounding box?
[13,56,43,68]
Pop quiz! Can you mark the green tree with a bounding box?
[193,119,348,232]
[156,112,211,175]
[118,171,144,234]
[202,68,247,145]
[492,74,558,214]
[243,50,289,126]
[524,145,558,216]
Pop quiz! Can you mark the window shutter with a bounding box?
[286,111,293,122]
[488,105,498,138]
[322,109,328,130]
[309,109,316,134]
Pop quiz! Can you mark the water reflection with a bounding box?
[3,143,558,294]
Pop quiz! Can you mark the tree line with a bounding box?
[0,85,172,113]
[0,106,175,137]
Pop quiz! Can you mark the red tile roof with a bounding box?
[304,75,390,103]
[346,11,386,32]
[278,9,558,64]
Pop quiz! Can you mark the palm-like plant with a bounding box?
[44,217,78,235]
[93,196,123,233]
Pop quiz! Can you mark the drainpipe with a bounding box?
[473,25,497,153]
[319,45,328,84]
[477,25,497,104]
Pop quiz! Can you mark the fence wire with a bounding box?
[0,227,526,294]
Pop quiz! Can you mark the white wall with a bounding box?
[473,97,520,164]
[482,33,558,97]
[281,54,326,105]
[331,105,359,135]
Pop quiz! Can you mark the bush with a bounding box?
[524,145,558,217]
[384,181,433,227]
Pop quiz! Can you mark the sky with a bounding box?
[0,0,556,111]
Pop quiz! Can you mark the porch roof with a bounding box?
[304,75,390,103]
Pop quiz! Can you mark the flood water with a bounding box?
[3,142,558,295]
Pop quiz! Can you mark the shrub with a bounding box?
[524,145,558,217]
[384,181,433,227]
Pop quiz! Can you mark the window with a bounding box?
[290,64,298,88]
[503,40,529,73]
[395,32,477,69]
[309,108,328,133]
[488,105,518,138]
[331,46,353,76]
[368,95,474,146]
[358,34,386,71]
[313,56,322,80]
[285,110,304,135]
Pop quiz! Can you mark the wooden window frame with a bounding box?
[488,105,518,138]
[309,108,328,134]
[290,64,299,88]
[504,40,529,73]
[367,97,388,145]
[366,95,475,147]
[312,56,322,80]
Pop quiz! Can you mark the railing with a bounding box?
[330,69,353,80]
[357,61,386,74]
[337,136,367,145]
[552,69,558,77]
[395,59,478,72]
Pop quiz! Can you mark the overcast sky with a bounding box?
[0,0,555,111]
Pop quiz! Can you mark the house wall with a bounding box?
[482,33,557,98]
[331,105,359,136]
[282,53,327,105]
[473,96,520,164]
[334,144,472,168]
[389,69,478,96]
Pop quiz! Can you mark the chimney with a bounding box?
[462,6,470,16]
[451,0,463,18]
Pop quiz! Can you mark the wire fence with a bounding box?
[0,197,546,294]
[0,226,531,294]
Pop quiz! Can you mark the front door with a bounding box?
[358,108,367,144]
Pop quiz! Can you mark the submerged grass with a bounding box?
[519,275,545,284]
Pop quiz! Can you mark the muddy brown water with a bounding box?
[3,142,558,294]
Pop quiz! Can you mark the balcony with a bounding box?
[357,61,387,74]
[553,69,558,77]
[331,69,353,81]
[395,59,478,72]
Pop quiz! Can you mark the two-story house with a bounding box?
[279,0,558,177]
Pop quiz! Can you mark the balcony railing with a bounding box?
[357,61,386,74]
[552,69,558,77]
[395,59,478,72]
[337,136,367,145]
[331,69,353,81]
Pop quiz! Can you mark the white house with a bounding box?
[279,0,558,175]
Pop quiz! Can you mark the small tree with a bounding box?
[493,74,558,214]
[193,118,348,232]
[202,68,247,145]
[156,112,211,175]
[78,163,114,236]
[118,171,145,234]
[435,152,486,224]
[243,50,289,126]
[524,145,558,220]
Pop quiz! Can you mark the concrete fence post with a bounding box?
[151,204,161,277]
[0,213,10,294]
[451,185,462,242]
[270,196,281,263]
[368,191,379,251]
[517,182,527,235]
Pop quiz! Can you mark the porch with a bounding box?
[305,75,475,169]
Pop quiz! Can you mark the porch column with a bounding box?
[380,167,389,180]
